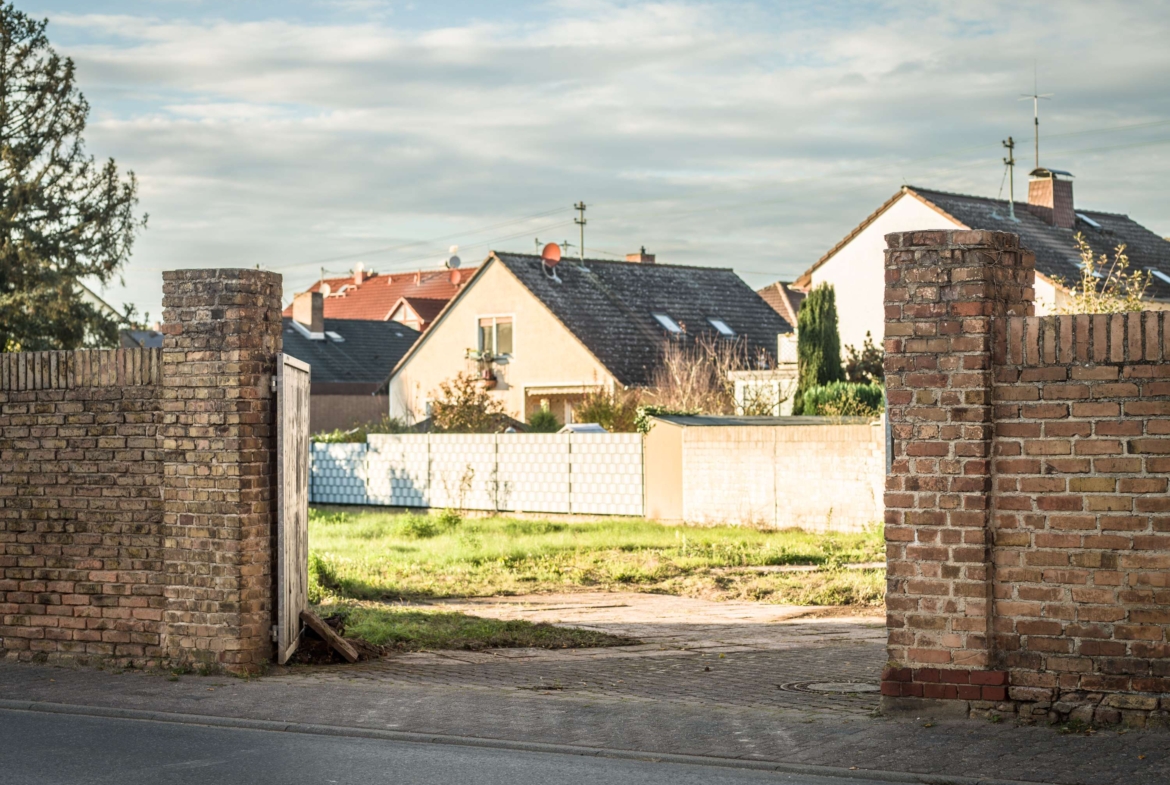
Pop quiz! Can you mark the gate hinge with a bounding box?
[271,377,278,393]
[270,625,279,643]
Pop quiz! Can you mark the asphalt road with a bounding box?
[0,708,888,785]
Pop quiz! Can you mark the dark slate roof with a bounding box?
[493,253,794,387]
[907,187,1170,300]
[281,317,419,386]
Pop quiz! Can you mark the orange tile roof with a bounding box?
[282,267,478,323]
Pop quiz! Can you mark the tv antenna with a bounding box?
[1001,136,1019,222]
[1019,65,1052,169]
[574,201,586,261]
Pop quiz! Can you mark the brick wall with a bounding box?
[882,229,1170,726]
[0,269,283,672]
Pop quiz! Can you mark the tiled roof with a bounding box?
[281,317,419,388]
[395,297,448,327]
[282,268,477,322]
[906,187,1170,300]
[493,253,794,387]
[794,185,1170,300]
[756,281,806,326]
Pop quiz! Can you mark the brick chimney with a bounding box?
[354,262,366,286]
[626,246,655,264]
[292,291,324,334]
[1027,168,1075,229]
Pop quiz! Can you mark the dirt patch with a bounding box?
[286,614,384,665]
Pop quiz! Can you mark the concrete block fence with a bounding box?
[311,433,644,516]
[882,229,1170,727]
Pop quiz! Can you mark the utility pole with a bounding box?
[1002,136,1017,221]
[574,201,586,261]
[1019,65,1052,170]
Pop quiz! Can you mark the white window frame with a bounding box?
[477,314,515,358]
[707,317,735,337]
[652,312,681,334]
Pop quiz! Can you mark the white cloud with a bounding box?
[49,1,1170,318]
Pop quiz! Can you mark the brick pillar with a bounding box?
[160,269,283,671]
[881,230,1033,707]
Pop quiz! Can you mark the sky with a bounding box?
[29,0,1170,322]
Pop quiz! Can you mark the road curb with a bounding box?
[0,698,1055,785]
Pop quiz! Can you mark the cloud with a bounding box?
[47,0,1170,318]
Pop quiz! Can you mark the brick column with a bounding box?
[160,269,283,672]
[881,230,1033,707]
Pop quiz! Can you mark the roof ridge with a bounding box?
[908,185,1135,219]
[492,251,734,272]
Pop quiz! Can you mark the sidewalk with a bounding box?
[0,595,1166,784]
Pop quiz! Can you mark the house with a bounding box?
[282,291,419,432]
[756,281,805,329]
[385,251,794,424]
[786,170,1170,350]
[282,263,478,329]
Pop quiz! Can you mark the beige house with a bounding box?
[386,250,794,425]
[788,171,1170,350]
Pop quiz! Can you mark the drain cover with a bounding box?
[778,681,879,694]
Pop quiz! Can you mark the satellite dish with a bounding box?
[319,282,332,297]
[541,242,562,267]
[445,254,462,270]
[450,269,462,285]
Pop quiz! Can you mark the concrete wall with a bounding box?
[0,269,283,672]
[645,420,884,531]
[389,260,614,423]
[883,228,1170,726]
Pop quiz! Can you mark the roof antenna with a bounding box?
[574,201,587,262]
[1001,136,1019,222]
[1019,62,1052,170]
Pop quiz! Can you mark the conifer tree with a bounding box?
[793,283,844,414]
[0,4,145,351]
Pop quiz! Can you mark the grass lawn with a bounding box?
[324,601,636,652]
[308,507,885,609]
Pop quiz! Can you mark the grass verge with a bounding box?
[309,507,885,608]
[318,600,637,652]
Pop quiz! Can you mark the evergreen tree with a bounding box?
[0,4,145,351]
[793,283,844,414]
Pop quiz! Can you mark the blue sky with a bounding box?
[28,1,1170,321]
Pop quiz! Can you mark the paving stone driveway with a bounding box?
[272,593,887,716]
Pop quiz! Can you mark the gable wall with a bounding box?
[811,195,962,351]
[389,261,614,422]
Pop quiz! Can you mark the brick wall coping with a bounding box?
[0,348,161,391]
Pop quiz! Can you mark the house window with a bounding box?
[708,318,735,337]
[652,312,681,334]
[478,316,513,356]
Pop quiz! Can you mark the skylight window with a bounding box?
[325,331,344,342]
[1076,213,1102,229]
[708,318,735,337]
[652,313,681,333]
[1150,269,1170,286]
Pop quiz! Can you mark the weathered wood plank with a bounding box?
[300,610,358,663]
[276,353,311,664]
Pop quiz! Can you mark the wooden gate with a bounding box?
[276,354,311,664]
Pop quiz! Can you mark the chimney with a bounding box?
[1027,168,1075,229]
[626,246,655,264]
[293,291,324,334]
[354,261,366,286]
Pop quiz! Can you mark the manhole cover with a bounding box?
[778,681,879,694]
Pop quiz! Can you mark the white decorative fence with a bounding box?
[311,433,644,516]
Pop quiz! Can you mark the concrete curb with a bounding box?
[0,698,1056,785]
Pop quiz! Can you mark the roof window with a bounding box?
[1150,269,1170,286]
[1076,213,1102,229]
[652,313,682,334]
[708,318,735,337]
[325,331,344,342]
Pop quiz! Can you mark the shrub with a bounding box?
[798,381,884,417]
[574,387,640,432]
[526,408,560,433]
[844,331,884,384]
[312,414,410,443]
[794,283,844,414]
[430,372,504,433]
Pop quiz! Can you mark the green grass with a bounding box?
[308,507,885,607]
[320,601,636,651]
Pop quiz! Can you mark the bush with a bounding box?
[526,408,560,433]
[798,381,884,417]
[794,283,844,414]
[431,372,504,433]
[574,388,640,432]
[312,414,410,443]
[844,331,884,384]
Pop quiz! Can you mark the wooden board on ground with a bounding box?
[300,609,360,663]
